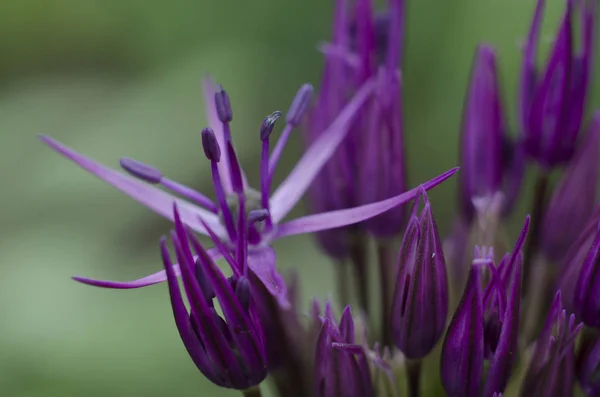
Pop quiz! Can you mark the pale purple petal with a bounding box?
[247,247,291,309]
[269,79,377,223]
[202,76,233,194]
[72,247,223,289]
[40,135,225,237]
[272,167,458,239]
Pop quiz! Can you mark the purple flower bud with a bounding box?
[459,45,506,221]
[521,291,582,397]
[286,84,313,126]
[214,86,233,123]
[391,189,448,358]
[314,305,374,397]
[541,113,600,263]
[576,331,600,396]
[574,222,600,328]
[442,217,529,397]
[201,127,221,162]
[120,157,163,184]
[520,0,595,168]
[260,111,283,141]
[160,204,267,390]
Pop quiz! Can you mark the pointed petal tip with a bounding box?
[71,275,163,289]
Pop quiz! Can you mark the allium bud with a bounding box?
[574,221,600,328]
[520,291,583,397]
[520,0,596,168]
[314,304,374,397]
[540,114,600,263]
[441,216,529,397]
[576,331,600,396]
[391,188,447,358]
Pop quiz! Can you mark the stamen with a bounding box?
[215,86,234,180]
[268,84,314,178]
[202,128,236,242]
[260,111,283,231]
[120,158,218,213]
[236,193,248,276]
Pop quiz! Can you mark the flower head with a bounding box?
[520,291,583,397]
[520,0,596,168]
[40,78,458,298]
[441,216,529,397]
[160,203,267,390]
[390,187,447,359]
[314,303,374,397]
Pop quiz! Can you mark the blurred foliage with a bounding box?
[0,0,598,396]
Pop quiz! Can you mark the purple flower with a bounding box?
[441,216,529,397]
[391,188,447,359]
[314,303,374,397]
[459,45,523,221]
[520,0,596,168]
[40,77,458,304]
[520,291,583,397]
[574,220,600,328]
[576,331,600,396]
[160,203,267,390]
[540,112,600,263]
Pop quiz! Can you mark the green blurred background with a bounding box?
[1,0,597,396]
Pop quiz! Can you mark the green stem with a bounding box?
[350,235,370,315]
[406,359,422,397]
[242,386,262,397]
[377,241,395,348]
[522,170,549,296]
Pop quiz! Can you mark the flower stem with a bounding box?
[377,240,395,348]
[406,359,422,397]
[350,233,370,315]
[337,259,349,306]
[522,170,549,296]
[242,386,262,397]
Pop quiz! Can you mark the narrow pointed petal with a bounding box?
[72,247,222,289]
[574,222,600,327]
[441,265,485,397]
[270,79,377,223]
[247,247,290,309]
[202,77,232,194]
[40,135,226,237]
[273,168,458,239]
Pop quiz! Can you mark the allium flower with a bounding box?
[540,112,600,263]
[520,0,596,168]
[314,303,374,397]
[459,45,523,222]
[40,78,458,307]
[574,221,600,328]
[160,203,267,390]
[440,216,529,397]
[390,187,447,359]
[576,331,600,396]
[520,291,583,397]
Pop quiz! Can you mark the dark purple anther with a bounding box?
[286,84,314,126]
[248,209,269,224]
[202,127,221,162]
[260,110,283,141]
[235,276,251,312]
[215,86,233,123]
[120,158,163,184]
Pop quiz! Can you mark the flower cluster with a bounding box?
[40,0,600,396]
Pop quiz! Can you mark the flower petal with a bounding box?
[40,135,226,237]
[72,247,223,289]
[247,247,290,309]
[269,79,377,223]
[272,167,458,239]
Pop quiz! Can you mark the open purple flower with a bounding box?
[40,77,458,305]
[160,203,267,390]
[520,0,596,168]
